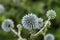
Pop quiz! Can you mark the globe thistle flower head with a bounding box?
[37,18,44,29]
[0,4,5,14]
[21,13,38,30]
[46,10,56,19]
[44,33,55,40]
[1,19,14,32]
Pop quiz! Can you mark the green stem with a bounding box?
[10,27,22,40]
[10,28,18,35]
[17,24,23,40]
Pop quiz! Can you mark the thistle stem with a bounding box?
[10,28,18,35]
[10,27,22,40]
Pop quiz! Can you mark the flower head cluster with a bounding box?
[1,19,14,32]
[44,33,55,40]
[0,4,5,14]
[21,13,38,30]
[46,10,56,19]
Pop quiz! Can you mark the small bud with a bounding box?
[17,24,22,31]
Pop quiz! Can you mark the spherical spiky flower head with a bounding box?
[44,33,55,40]
[1,19,14,32]
[0,4,5,14]
[21,13,38,30]
[37,18,43,29]
[46,10,56,19]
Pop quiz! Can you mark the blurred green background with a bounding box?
[0,0,60,40]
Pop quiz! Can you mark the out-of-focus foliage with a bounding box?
[0,0,60,40]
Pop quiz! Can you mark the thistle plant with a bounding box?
[1,9,56,40]
[31,9,56,37]
[1,19,27,40]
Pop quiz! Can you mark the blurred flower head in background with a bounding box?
[44,33,55,40]
[13,0,20,3]
[37,18,44,29]
[1,19,14,32]
[21,13,38,30]
[46,10,56,19]
[0,4,5,14]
